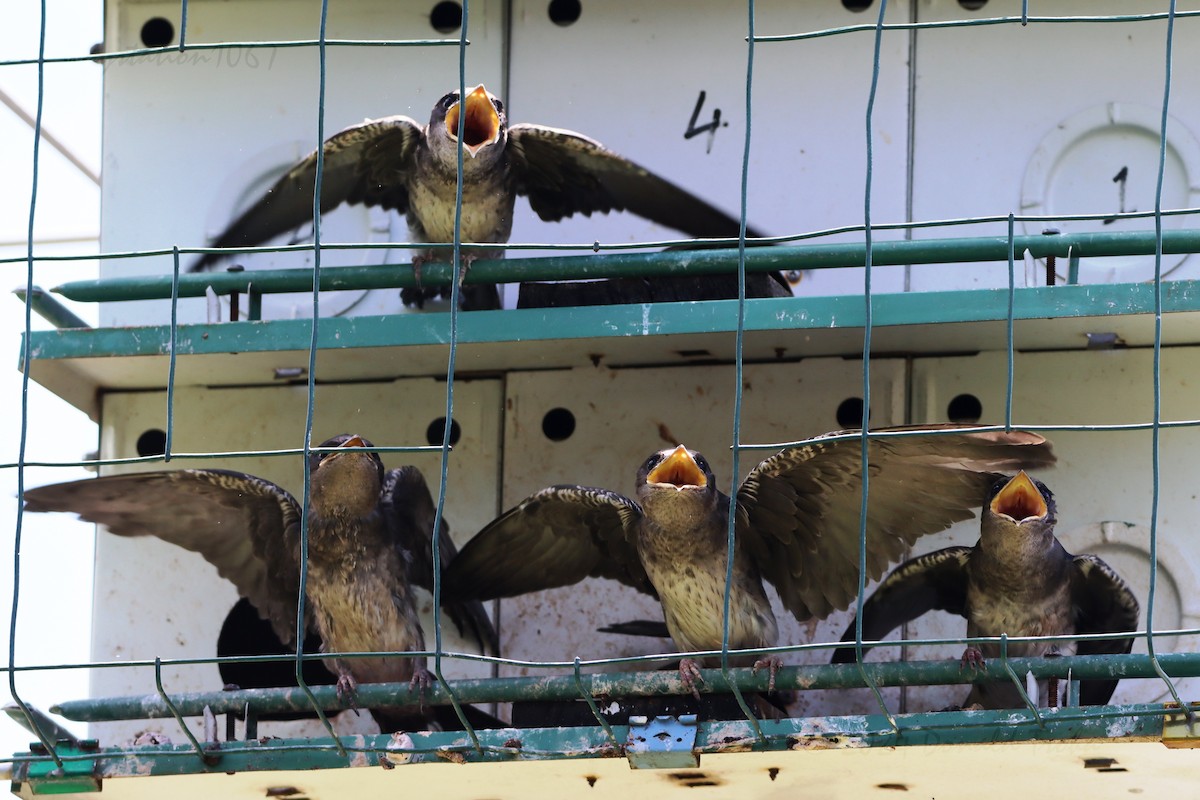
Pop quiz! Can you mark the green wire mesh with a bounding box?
[7,0,1200,775]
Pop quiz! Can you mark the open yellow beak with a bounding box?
[320,434,367,465]
[990,470,1047,522]
[646,445,707,488]
[445,84,502,157]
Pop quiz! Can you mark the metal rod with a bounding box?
[11,287,89,329]
[49,228,1200,303]
[49,651,1200,723]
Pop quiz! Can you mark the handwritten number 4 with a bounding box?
[684,91,728,154]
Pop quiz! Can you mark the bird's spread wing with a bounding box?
[23,470,303,644]
[508,124,762,239]
[191,116,423,272]
[444,485,653,600]
[1071,554,1140,704]
[831,547,972,664]
[381,466,499,653]
[737,425,1056,621]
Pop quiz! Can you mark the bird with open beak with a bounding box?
[191,84,789,310]
[23,434,497,732]
[444,425,1057,697]
[833,471,1139,709]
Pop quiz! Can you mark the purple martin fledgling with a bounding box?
[833,471,1139,709]
[191,85,789,310]
[444,426,1056,696]
[24,434,496,732]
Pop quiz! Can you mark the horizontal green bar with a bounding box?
[14,704,1180,782]
[22,281,1200,365]
[50,652,1200,722]
[50,228,1200,303]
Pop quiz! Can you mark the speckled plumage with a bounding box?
[23,434,496,730]
[190,85,788,309]
[833,472,1139,708]
[446,426,1057,676]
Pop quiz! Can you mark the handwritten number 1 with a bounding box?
[1103,166,1134,225]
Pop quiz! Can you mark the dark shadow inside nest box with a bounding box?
[217,597,338,720]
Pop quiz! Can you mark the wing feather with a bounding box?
[24,470,302,644]
[191,116,422,271]
[382,466,499,653]
[831,547,972,663]
[444,485,652,600]
[738,425,1055,621]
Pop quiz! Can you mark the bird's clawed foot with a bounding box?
[752,656,783,693]
[336,672,359,708]
[410,667,434,709]
[678,658,705,700]
[401,256,431,309]
[959,647,986,670]
[400,254,482,309]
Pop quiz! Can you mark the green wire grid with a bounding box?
[9,0,1200,781]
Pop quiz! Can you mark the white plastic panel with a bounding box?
[507,0,913,301]
[908,347,1200,711]
[497,357,911,718]
[99,0,504,325]
[88,377,501,744]
[909,0,1200,291]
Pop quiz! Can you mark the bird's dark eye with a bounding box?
[439,92,458,108]
[642,454,662,472]
[492,98,505,115]
[694,455,710,473]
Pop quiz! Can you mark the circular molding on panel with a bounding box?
[203,142,409,319]
[1020,103,1200,283]
[1057,520,1200,704]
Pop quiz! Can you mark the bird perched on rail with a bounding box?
[443,425,1056,696]
[832,471,1139,709]
[190,84,789,310]
[24,434,497,732]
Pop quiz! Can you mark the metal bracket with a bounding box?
[1162,702,1200,748]
[18,742,102,795]
[625,714,699,769]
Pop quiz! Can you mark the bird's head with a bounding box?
[309,434,384,516]
[431,84,506,163]
[980,470,1058,551]
[636,445,718,521]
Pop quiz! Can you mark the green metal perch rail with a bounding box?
[25,228,1200,309]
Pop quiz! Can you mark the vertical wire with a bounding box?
[10,0,64,767]
[165,247,181,461]
[852,0,899,733]
[996,635,1044,725]
[429,4,482,750]
[1146,0,1188,713]
[153,658,207,762]
[1005,213,1015,431]
[293,0,345,751]
[902,0,918,293]
[179,0,189,49]
[718,0,764,742]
